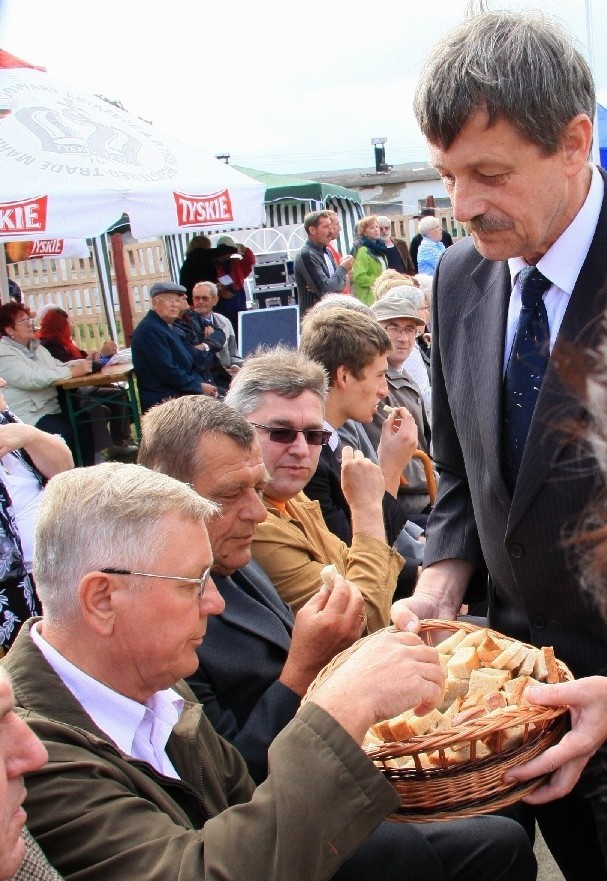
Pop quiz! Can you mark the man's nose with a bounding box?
[240,489,268,524]
[377,378,389,398]
[201,577,226,616]
[450,178,486,223]
[7,717,48,778]
[286,431,311,456]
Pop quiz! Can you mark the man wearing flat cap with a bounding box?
[131,281,218,412]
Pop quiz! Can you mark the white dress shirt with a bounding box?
[30,624,184,779]
[504,164,604,374]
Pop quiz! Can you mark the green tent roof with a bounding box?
[234,165,361,205]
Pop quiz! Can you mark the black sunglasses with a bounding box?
[250,422,331,446]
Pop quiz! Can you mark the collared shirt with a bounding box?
[30,624,184,779]
[324,419,340,453]
[503,164,604,374]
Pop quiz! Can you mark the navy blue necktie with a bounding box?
[502,266,552,492]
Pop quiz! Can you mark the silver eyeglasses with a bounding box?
[101,567,212,600]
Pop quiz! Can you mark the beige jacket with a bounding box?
[252,492,403,633]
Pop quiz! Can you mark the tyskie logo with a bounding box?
[173,189,234,227]
[0,196,48,233]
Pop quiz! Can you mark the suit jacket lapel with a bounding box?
[213,562,293,651]
[463,259,511,509]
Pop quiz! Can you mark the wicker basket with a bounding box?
[304,619,573,822]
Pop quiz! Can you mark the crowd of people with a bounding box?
[2,9,607,881]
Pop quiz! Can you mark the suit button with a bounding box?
[531,615,547,629]
[509,543,524,559]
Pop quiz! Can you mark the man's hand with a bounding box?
[201,383,218,397]
[100,340,118,357]
[391,559,476,632]
[69,360,92,378]
[502,677,607,803]
[308,626,445,744]
[377,408,418,496]
[280,575,366,697]
[340,255,354,273]
[341,446,385,508]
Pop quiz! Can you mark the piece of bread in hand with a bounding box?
[319,564,340,589]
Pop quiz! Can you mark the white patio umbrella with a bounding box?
[0,50,265,239]
[0,50,266,327]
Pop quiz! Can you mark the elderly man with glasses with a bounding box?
[1,461,537,881]
[131,281,217,412]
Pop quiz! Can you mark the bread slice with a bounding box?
[447,646,480,679]
[491,641,526,672]
[459,628,489,648]
[468,667,511,697]
[532,646,559,682]
[436,629,467,654]
[439,677,469,712]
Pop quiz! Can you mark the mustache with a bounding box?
[464,215,515,234]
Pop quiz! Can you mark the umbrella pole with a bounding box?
[91,236,119,344]
[0,245,10,304]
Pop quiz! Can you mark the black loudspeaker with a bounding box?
[253,287,297,309]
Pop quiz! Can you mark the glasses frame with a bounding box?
[249,422,331,446]
[101,566,212,600]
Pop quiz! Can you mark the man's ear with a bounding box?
[77,572,119,636]
[562,113,594,176]
[332,365,350,390]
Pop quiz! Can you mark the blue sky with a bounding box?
[1,0,605,174]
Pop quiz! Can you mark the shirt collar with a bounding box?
[30,623,184,760]
[508,164,604,293]
[324,419,340,452]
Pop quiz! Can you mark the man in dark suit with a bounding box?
[136,394,536,881]
[391,11,607,879]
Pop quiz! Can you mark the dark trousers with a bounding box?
[505,749,607,881]
[332,815,536,881]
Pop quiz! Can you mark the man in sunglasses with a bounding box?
[224,346,404,633]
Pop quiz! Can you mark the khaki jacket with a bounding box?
[3,621,397,881]
[252,492,403,633]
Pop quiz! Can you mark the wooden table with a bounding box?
[54,364,141,466]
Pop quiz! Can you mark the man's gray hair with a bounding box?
[308,294,372,316]
[193,280,218,297]
[138,395,255,484]
[225,346,328,416]
[414,11,595,154]
[34,462,216,624]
